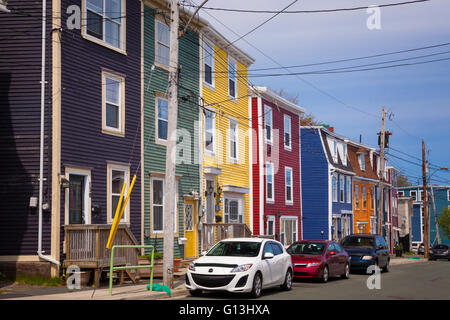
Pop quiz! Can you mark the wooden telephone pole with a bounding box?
[422,140,429,258]
[377,107,386,235]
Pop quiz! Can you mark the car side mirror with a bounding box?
[263,252,274,259]
[201,251,207,256]
[328,251,336,256]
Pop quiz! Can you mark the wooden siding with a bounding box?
[0,0,53,255]
[300,128,329,240]
[142,6,200,256]
[251,97,261,235]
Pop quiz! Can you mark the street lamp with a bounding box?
[428,167,448,245]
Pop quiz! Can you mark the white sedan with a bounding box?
[185,238,293,298]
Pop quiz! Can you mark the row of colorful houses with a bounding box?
[1,0,439,279]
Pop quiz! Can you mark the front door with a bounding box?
[69,174,85,224]
[184,201,197,258]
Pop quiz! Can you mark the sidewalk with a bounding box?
[389,254,428,266]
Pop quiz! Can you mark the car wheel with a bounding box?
[280,269,293,291]
[382,259,389,273]
[250,272,262,298]
[341,263,350,279]
[321,266,329,283]
[189,289,203,297]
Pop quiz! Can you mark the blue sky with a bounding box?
[190,0,450,185]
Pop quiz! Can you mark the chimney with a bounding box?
[329,127,334,132]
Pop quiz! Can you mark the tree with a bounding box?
[271,88,320,126]
[397,174,412,187]
[438,207,450,240]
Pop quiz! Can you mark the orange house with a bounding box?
[348,142,378,234]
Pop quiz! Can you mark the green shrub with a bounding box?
[14,275,62,287]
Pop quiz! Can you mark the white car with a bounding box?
[185,238,293,298]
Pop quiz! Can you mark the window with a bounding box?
[185,204,193,232]
[228,56,237,99]
[410,190,417,201]
[358,153,365,171]
[398,191,404,197]
[229,119,238,161]
[85,0,124,50]
[346,176,351,203]
[332,174,337,202]
[370,188,374,209]
[447,190,450,201]
[266,162,274,202]
[108,164,129,224]
[204,109,215,154]
[285,167,293,204]
[284,115,291,150]
[102,72,125,135]
[151,177,178,233]
[420,190,424,201]
[333,140,338,162]
[266,215,275,235]
[224,198,243,224]
[342,144,347,165]
[203,40,214,86]
[363,186,367,208]
[264,105,272,144]
[355,184,360,208]
[156,97,168,141]
[339,175,345,203]
[280,217,298,247]
[155,20,170,66]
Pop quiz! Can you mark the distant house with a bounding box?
[251,87,305,246]
[300,126,354,241]
[398,196,414,251]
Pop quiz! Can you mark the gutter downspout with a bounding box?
[39,0,60,266]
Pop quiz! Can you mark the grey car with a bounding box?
[429,244,450,261]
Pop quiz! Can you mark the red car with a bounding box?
[287,240,350,283]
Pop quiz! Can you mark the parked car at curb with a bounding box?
[287,240,350,283]
[417,243,425,255]
[185,238,293,298]
[428,244,450,261]
[342,234,390,273]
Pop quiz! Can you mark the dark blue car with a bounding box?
[341,234,390,273]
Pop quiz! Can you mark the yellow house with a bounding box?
[190,25,255,254]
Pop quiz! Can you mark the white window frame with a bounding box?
[410,190,417,201]
[83,0,126,52]
[332,174,338,202]
[107,164,129,224]
[150,177,178,234]
[64,168,91,225]
[155,19,170,68]
[203,38,215,88]
[223,196,244,224]
[266,162,274,203]
[102,71,125,136]
[229,118,238,162]
[398,191,404,197]
[204,108,216,156]
[266,215,275,236]
[285,167,293,205]
[447,190,450,201]
[228,55,237,100]
[420,190,424,201]
[284,114,291,151]
[264,105,273,145]
[342,144,347,166]
[333,139,338,162]
[346,176,351,203]
[339,175,345,203]
[155,96,169,145]
[358,153,365,171]
[280,216,298,247]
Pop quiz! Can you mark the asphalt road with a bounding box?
[183,260,450,300]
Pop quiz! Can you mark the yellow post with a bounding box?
[106,182,126,249]
[106,174,137,249]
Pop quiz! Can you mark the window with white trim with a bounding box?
[447,189,450,201]
[224,197,243,224]
[342,144,347,165]
[266,215,275,236]
[333,140,338,162]
[284,114,291,150]
[155,20,170,66]
[420,190,424,201]
[410,190,417,201]
[151,177,178,233]
[332,174,337,202]
[229,119,238,161]
[285,167,293,204]
[156,97,168,141]
[204,109,215,154]
[203,40,214,86]
[355,184,360,208]
[346,176,351,203]
[103,72,124,135]
[85,0,124,49]
[266,162,274,202]
[358,153,365,171]
[280,217,298,247]
[339,175,345,203]
[228,56,237,98]
[109,165,129,223]
[264,105,272,144]
[398,191,404,197]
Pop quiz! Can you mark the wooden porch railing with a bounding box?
[63,224,139,286]
[201,223,252,251]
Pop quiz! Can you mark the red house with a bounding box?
[250,87,305,247]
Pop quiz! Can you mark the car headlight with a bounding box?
[443,250,448,255]
[362,255,374,260]
[231,264,253,273]
[306,262,321,267]
[189,263,195,272]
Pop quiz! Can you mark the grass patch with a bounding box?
[404,251,416,255]
[14,275,62,287]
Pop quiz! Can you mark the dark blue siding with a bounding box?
[411,204,422,242]
[300,128,329,240]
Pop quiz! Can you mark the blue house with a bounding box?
[397,185,450,246]
[300,126,354,240]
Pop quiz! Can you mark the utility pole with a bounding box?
[163,0,180,289]
[422,140,429,259]
[377,107,386,236]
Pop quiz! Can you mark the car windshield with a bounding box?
[433,244,448,249]
[342,237,374,248]
[288,242,326,255]
[206,241,262,257]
